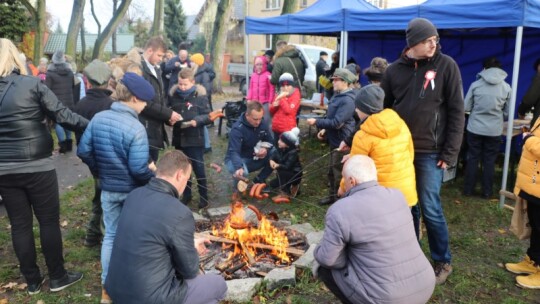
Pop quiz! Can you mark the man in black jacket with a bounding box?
[105,150,227,304]
[316,51,329,93]
[72,59,114,248]
[139,37,182,162]
[380,17,465,285]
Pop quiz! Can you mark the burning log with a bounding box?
[196,233,305,256]
[225,261,247,275]
[239,241,256,265]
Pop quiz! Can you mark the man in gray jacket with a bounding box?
[314,155,435,304]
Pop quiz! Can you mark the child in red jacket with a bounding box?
[270,73,300,143]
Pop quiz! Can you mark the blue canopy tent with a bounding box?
[246,0,540,206]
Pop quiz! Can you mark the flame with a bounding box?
[212,202,290,263]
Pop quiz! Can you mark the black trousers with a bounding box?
[528,201,540,264]
[0,170,67,284]
[178,146,208,208]
[328,149,346,199]
[86,175,103,240]
[463,131,501,196]
[317,266,353,304]
[269,169,302,193]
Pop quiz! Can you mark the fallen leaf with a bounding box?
[16,283,27,290]
[497,262,505,268]
[66,185,73,190]
[37,300,45,304]
[303,212,308,218]
[498,228,507,234]
[0,299,8,304]
[81,212,88,216]
[84,293,92,297]
[1,282,17,290]
[60,220,68,228]
[454,200,462,205]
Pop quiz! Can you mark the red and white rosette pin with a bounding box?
[424,70,437,90]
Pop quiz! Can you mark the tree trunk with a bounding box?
[20,0,46,64]
[150,0,164,36]
[112,0,118,57]
[92,0,133,60]
[272,0,297,47]
[66,0,86,58]
[209,0,232,94]
[80,18,86,62]
[90,0,101,35]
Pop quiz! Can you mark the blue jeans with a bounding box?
[100,190,128,284]
[54,123,72,142]
[225,148,274,191]
[411,153,452,264]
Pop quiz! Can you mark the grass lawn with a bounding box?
[0,92,538,303]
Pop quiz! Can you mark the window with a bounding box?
[265,35,273,49]
[266,0,281,9]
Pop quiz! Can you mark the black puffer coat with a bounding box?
[45,62,75,109]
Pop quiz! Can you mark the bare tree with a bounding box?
[66,0,86,58]
[209,0,232,94]
[89,0,101,35]
[150,0,164,36]
[20,0,46,63]
[112,0,118,57]
[80,17,86,62]
[272,0,297,47]
[92,0,133,59]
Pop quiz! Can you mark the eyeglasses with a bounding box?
[422,37,440,46]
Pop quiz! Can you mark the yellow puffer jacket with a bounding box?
[341,109,417,206]
[514,118,540,198]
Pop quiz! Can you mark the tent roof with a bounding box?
[245,0,377,35]
[246,0,540,35]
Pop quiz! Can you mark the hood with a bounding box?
[477,67,507,85]
[253,56,269,74]
[333,88,357,101]
[239,112,259,128]
[274,45,299,60]
[194,63,212,76]
[47,62,73,75]
[169,83,206,97]
[361,109,402,139]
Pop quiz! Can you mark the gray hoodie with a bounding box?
[465,67,511,136]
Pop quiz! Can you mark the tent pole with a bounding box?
[499,26,523,209]
[339,31,345,68]
[244,0,250,95]
[343,31,348,68]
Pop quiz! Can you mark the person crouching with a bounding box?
[269,127,303,198]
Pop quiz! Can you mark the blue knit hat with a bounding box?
[121,72,155,102]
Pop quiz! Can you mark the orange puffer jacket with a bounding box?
[515,118,540,199]
[342,109,417,206]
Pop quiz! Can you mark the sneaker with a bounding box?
[506,255,538,274]
[49,271,83,292]
[434,262,453,285]
[84,235,102,247]
[27,277,45,295]
[101,287,113,304]
[516,268,540,289]
[290,184,300,198]
[318,197,335,206]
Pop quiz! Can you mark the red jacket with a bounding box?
[270,88,300,134]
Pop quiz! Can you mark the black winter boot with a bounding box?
[58,141,67,154]
[65,139,73,152]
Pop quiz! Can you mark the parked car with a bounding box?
[228,44,334,96]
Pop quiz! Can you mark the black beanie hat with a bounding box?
[406,18,438,47]
[280,127,300,148]
[355,85,384,115]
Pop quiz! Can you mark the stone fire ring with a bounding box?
[193,206,324,303]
